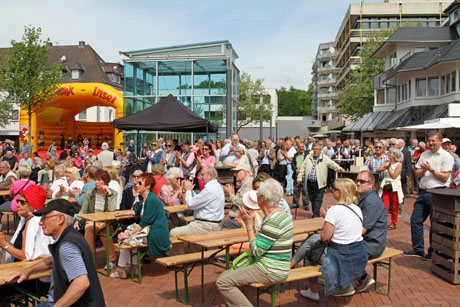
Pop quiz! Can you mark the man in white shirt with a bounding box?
[169,166,225,254]
[404,132,453,260]
[97,142,114,167]
[220,134,245,164]
[285,139,297,196]
[49,164,68,199]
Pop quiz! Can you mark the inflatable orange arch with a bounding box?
[20,82,124,151]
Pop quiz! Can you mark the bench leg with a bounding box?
[372,258,393,296]
[174,264,192,305]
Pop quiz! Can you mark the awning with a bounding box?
[398,122,455,131]
[375,104,448,130]
[343,111,392,132]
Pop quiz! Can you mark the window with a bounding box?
[416,78,427,97]
[78,110,87,120]
[322,114,327,122]
[441,75,446,95]
[11,110,19,121]
[397,85,401,102]
[408,80,412,99]
[452,71,456,92]
[446,73,451,93]
[390,52,397,67]
[71,69,81,80]
[428,77,439,96]
[415,47,426,53]
[376,89,384,105]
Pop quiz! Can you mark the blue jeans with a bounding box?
[410,191,433,255]
[307,181,325,218]
[285,164,294,195]
[222,218,241,229]
[35,301,52,307]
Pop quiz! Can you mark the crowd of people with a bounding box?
[0,130,456,305]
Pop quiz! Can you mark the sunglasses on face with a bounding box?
[390,143,396,146]
[203,148,210,151]
[165,144,172,147]
[135,181,144,186]
[356,179,369,184]
[375,146,383,149]
[17,199,28,205]
[40,214,61,222]
[151,143,157,146]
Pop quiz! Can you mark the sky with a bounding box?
[0,0,382,90]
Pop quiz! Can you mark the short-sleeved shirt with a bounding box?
[324,204,363,245]
[48,242,88,303]
[287,147,297,163]
[357,190,387,258]
[416,147,454,189]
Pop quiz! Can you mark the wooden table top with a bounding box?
[178,218,324,248]
[45,197,76,204]
[0,190,10,196]
[163,204,191,214]
[0,258,51,286]
[78,210,137,222]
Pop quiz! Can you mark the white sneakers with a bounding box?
[300,288,320,301]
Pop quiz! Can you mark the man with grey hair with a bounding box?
[170,166,225,254]
[0,161,17,191]
[5,199,105,306]
[220,134,245,164]
[97,142,114,167]
[2,150,18,172]
[49,164,67,199]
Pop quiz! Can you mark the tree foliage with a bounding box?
[277,85,312,116]
[337,28,396,121]
[236,72,272,132]
[0,26,63,152]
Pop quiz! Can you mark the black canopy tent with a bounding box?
[113,94,218,133]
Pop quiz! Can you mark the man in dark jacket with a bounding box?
[291,144,308,209]
[398,139,412,198]
[5,199,105,307]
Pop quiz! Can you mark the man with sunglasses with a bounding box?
[354,170,388,292]
[5,199,105,307]
[365,141,388,179]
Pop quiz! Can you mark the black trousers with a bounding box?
[259,164,272,176]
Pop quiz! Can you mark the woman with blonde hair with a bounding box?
[105,166,123,210]
[292,178,367,301]
[224,146,250,170]
[377,147,403,230]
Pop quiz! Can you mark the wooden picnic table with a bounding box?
[0,258,50,286]
[78,210,137,276]
[177,217,324,306]
[0,190,10,196]
[45,197,76,204]
[163,204,191,214]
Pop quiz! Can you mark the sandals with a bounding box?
[109,267,127,279]
[387,224,397,230]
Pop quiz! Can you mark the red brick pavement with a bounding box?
[2,191,459,306]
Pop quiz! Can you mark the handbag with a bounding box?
[120,223,150,247]
[383,183,393,192]
[304,233,327,263]
[231,250,255,271]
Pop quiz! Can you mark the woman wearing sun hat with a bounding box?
[0,185,52,302]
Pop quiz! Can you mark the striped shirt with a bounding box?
[48,242,88,303]
[250,209,294,282]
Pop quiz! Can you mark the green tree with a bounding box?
[236,72,272,132]
[0,93,14,128]
[0,26,63,154]
[277,85,312,116]
[337,28,396,121]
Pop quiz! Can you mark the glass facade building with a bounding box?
[120,41,239,144]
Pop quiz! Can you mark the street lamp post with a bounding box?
[259,94,263,141]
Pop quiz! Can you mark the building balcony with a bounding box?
[317,92,332,99]
[318,79,336,86]
[317,66,333,73]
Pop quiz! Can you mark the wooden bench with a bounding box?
[113,243,149,284]
[249,247,403,307]
[184,216,194,223]
[156,248,242,305]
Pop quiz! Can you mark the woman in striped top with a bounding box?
[216,179,294,307]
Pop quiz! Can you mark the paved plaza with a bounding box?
[2,191,459,306]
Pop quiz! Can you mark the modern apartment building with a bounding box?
[312,0,453,131]
[344,0,460,139]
